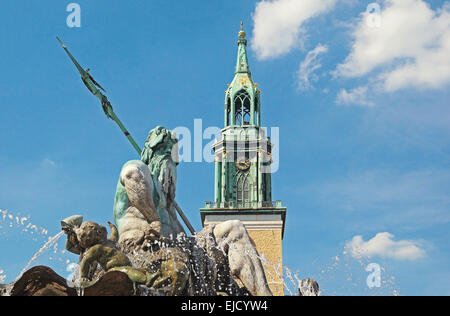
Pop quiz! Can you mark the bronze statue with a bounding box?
[61,217,189,295]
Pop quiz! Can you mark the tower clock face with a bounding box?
[236,159,251,171]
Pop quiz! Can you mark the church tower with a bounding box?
[200,23,287,296]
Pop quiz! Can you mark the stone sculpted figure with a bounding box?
[61,217,189,294]
[114,126,184,245]
[113,126,273,296]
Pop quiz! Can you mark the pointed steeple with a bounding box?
[224,22,261,127]
[235,21,251,75]
[201,24,287,296]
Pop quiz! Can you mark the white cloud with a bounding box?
[335,0,450,92]
[251,0,337,60]
[297,44,328,90]
[335,85,374,106]
[42,158,56,166]
[346,232,426,261]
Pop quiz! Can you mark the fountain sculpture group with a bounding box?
[0,127,276,296]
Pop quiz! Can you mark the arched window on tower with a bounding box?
[237,172,250,206]
[234,90,251,126]
[226,97,231,126]
[254,95,259,126]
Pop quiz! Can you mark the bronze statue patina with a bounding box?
[61,217,189,295]
[62,218,153,286]
[114,127,185,242]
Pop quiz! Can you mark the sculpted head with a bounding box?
[141,126,179,165]
[75,221,108,249]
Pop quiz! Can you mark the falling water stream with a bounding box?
[0,209,74,289]
[15,231,65,281]
[1,209,399,296]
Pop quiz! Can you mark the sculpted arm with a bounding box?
[79,245,102,280]
[65,230,82,255]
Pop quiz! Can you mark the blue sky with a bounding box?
[0,0,449,295]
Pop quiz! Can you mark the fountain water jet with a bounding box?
[15,231,64,281]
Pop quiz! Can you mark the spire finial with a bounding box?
[238,21,246,39]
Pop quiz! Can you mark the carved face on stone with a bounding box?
[75,221,108,249]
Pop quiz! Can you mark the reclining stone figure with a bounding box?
[113,126,273,296]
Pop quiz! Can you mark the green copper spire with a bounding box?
[235,21,250,75]
[225,22,261,127]
[200,25,287,251]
